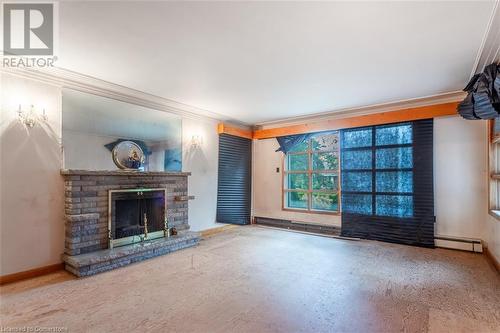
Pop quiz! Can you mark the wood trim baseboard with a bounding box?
[200,224,238,238]
[0,263,64,285]
[253,102,459,139]
[484,246,500,274]
[217,123,253,140]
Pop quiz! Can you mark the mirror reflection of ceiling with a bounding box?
[57,1,496,124]
[62,89,181,142]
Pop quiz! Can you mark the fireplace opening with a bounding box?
[109,188,167,248]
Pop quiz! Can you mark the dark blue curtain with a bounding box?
[275,133,315,153]
[217,134,252,225]
[275,131,340,153]
[340,120,435,248]
[457,62,500,119]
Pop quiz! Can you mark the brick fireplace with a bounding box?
[61,170,200,276]
[109,188,167,248]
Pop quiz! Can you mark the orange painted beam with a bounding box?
[217,123,253,140]
[253,102,459,139]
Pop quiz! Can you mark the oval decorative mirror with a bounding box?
[112,141,145,170]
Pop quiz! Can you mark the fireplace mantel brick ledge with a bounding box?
[61,169,200,276]
[61,169,192,177]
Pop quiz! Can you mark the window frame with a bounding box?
[281,134,341,215]
[488,119,500,221]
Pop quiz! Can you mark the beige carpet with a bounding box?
[1,226,499,332]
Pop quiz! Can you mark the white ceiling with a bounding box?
[57,1,495,125]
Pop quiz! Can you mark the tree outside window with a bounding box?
[283,132,340,213]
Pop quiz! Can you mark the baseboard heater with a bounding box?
[434,235,483,253]
[254,216,340,237]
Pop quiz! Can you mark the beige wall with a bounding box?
[182,117,220,231]
[434,116,489,240]
[2,73,497,274]
[253,117,499,263]
[0,73,64,276]
[434,117,500,262]
[0,74,222,275]
[433,116,500,263]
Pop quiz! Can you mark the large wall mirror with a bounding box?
[62,89,182,171]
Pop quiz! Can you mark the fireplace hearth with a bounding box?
[61,170,199,276]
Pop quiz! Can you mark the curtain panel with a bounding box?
[340,119,435,247]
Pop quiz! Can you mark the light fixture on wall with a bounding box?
[17,104,48,128]
[190,135,203,148]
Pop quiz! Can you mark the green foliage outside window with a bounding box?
[287,154,308,171]
[312,152,338,170]
[284,133,340,212]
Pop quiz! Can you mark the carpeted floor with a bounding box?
[1,225,499,332]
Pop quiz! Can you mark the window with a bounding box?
[341,123,414,217]
[489,118,500,219]
[283,132,340,213]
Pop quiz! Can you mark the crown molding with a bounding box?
[255,91,465,129]
[470,0,499,77]
[2,4,496,129]
[0,67,468,130]
[0,66,251,128]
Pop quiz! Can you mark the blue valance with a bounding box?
[275,130,338,154]
[275,133,315,154]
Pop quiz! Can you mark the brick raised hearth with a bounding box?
[61,170,200,276]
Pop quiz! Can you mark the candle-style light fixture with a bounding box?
[17,104,48,128]
[190,135,203,148]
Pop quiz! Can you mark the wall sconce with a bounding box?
[190,135,203,148]
[17,104,48,128]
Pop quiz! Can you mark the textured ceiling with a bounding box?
[57,1,495,124]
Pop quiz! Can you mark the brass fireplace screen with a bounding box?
[108,188,168,248]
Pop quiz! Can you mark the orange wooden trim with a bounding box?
[217,123,253,140]
[253,102,459,139]
[0,263,64,285]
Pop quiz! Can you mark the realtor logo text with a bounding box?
[2,3,57,67]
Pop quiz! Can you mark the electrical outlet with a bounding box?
[276,167,280,173]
